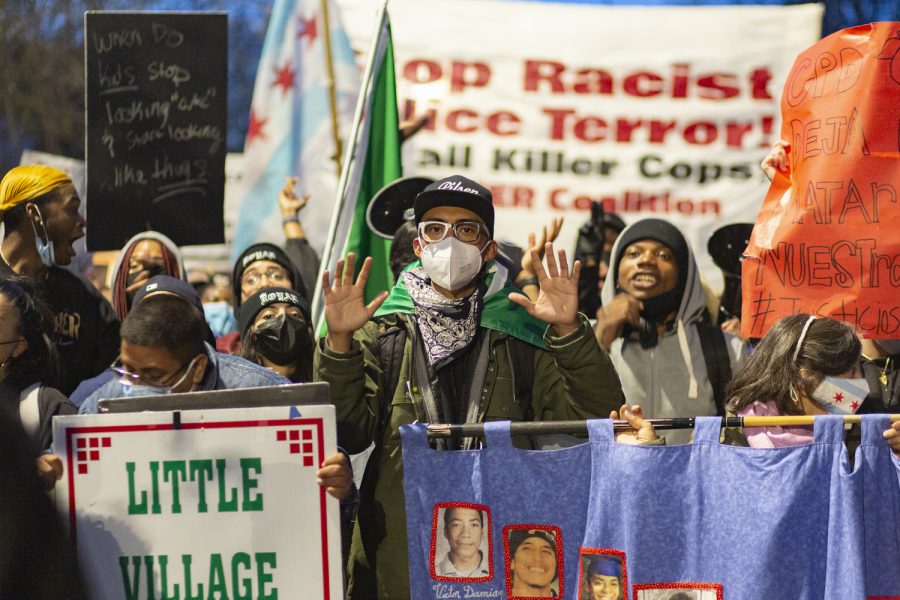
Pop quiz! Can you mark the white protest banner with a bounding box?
[335,1,823,290]
[53,405,342,600]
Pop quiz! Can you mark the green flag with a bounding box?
[343,25,402,302]
[312,6,401,329]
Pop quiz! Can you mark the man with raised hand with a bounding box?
[315,174,623,599]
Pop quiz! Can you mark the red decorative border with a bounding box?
[867,597,900,599]
[429,502,493,583]
[578,547,628,600]
[503,524,564,599]
[64,418,329,600]
[632,581,724,600]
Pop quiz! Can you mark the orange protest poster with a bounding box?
[742,22,900,339]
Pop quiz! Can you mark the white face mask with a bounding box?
[419,237,485,291]
[811,376,870,415]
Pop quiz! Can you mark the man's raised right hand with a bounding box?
[323,253,388,352]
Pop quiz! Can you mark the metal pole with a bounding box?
[425,414,900,438]
[310,0,389,327]
[319,0,343,176]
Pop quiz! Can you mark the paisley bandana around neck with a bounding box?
[402,266,483,368]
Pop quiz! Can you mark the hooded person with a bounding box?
[108,231,186,322]
[0,165,119,395]
[238,287,313,383]
[216,243,308,354]
[597,218,746,444]
[316,174,623,599]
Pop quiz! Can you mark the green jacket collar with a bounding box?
[375,261,548,349]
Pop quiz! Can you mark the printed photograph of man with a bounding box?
[634,585,721,600]
[506,528,560,598]
[434,506,491,579]
[582,554,623,600]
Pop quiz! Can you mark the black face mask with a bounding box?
[253,314,311,365]
[125,263,167,304]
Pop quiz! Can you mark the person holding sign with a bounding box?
[317,174,623,599]
[79,291,287,413]
[619,314,900,456]
[595,218,747,444]
[0,165,120,395]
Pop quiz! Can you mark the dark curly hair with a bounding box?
[0,277,60,389]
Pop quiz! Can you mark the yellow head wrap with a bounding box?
[0,165,73,217]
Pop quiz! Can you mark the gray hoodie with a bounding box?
[600,222,747,444]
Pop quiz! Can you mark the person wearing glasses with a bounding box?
[317,174,623,599]
[77,288,354,502]
[215,242,309,355]
[78,291,287,414]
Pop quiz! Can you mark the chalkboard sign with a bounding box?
[85,12,227,251]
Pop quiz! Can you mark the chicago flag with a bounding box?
[233,0,360,259]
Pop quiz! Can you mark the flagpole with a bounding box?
[319,0,343,176]
[425,414,900,438]
[311,0,389,326]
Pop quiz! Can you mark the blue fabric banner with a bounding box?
[401,415,900,599]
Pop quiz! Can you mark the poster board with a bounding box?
[742,22,900,338]
[53,405,342,600]
[331,1,823,292]
[84,11,227,251]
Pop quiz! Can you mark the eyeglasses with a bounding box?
[0,338,23,346]
[418,221,485,243]
[113,355,200,390]
[242,268,288,288]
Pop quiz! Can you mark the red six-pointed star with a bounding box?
[833,392,844,403]
[298,15,317,47]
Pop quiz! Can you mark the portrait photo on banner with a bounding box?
[430,502,493,582]
[578,548,627,600]
[503,524,563,599]
[632,583,723,600]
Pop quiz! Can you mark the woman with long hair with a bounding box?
[237,287,313,383]
[108,231,185,321]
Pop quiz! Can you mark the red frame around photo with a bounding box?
[429,501,494,583]
[503,524,564,600]
[632,581,724,600]
[578,547,628,600]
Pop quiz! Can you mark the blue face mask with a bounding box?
[121,382,172,397]
[203,301,237,338]
[114,355,200,397]
[28,204,55,268]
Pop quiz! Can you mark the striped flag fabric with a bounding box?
[232,0,360,260]
[311,3,402,325]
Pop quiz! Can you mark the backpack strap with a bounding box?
[19,383,43,443]
[696,322,732,416]
[505,337,535,421]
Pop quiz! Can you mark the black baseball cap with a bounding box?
[414,175,494,236]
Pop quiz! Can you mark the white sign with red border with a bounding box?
[53,405,342,600]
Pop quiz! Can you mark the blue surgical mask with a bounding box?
[203,301,237,338]
[121,381,172,397]
[28,204,55,268]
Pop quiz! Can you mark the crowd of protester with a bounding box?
[0,150,898,598]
